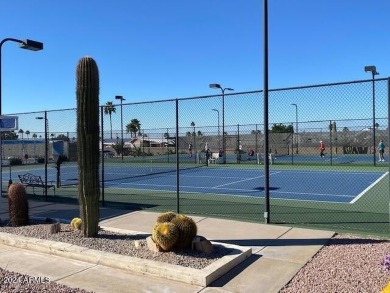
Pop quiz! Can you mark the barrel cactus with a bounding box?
[70,217,83,230]
[152,222,179,251]
[8,183,29,226]
[171,214,197,249]
[156,211,176,223]
[76,56,100,237]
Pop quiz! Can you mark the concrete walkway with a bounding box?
[0,196,334,293]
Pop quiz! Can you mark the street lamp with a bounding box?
[291,103,298,154]
[36,115,48,201]
[0,38,43,196]
[209,83,234,164]
[115,95,125,162]
[212,109,220,149]
[364,65,379,166]
[0,39,44,114]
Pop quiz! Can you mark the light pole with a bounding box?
[209,83,234,164]
[0,38,43,196]
[36,114,48,201]
[115,95,125,162]
[291,103,298,154]
[212,109,220,149]
[365,65,379,166]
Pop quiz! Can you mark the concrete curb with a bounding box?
[0,227,252,287]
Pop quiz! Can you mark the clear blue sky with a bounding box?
[1,0,389,133]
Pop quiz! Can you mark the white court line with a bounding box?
[350,171,389,204]
[213,171,281,188]
[180,174,246,179]
[324,155,348,162]
[108,183,356,205]
[111,181,355,198]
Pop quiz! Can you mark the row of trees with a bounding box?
[8,121,373,142]
[1,130,72,141]
[103,104,384,141]
[104,101,141,139]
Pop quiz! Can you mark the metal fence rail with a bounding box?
[3,78,390,236]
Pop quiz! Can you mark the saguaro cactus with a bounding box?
[76,56,100,237]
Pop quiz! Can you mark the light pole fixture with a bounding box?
[212,108,220,149]
[209,83,234,164]
[115,95,125,162]
[364,65,379,166]
[291,103,298,154]
[0,37,43,196]
[36,114,48,201]
[0,38,44,114]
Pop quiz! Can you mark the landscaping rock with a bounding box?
[192,236,214,254]
[48,222,61,234]
[146,236,163,252]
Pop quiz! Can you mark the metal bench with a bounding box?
[18,173,55,195]
[208,152,220,164]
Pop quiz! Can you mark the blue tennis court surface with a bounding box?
[100,167,386,204]
[275,153,389,164]
[8,165,387,204]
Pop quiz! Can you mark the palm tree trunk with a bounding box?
[109,113,113,139]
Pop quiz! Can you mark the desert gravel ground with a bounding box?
[280,233,390,293]
[1,220,390,293]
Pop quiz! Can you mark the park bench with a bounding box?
[208,152,220,164]
[18,173,55,195]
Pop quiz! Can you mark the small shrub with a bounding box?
[9,157,23,166]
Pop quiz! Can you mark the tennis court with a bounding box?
[274,153,389,165]
[8,163,387,204]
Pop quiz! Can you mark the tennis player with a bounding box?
[319,141,325,157]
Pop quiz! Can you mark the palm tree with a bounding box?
[104,101,116,139]
[190,121,195,137]
[18,129,24,139]
[25,130,30,140]
[32,133,38,156]
[190,122,196,153]
[126,119,141,138]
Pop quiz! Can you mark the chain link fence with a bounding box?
[2,78,390,236]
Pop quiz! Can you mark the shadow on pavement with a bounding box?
[0,195,156,222]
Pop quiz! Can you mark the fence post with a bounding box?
[100,106,105,206]
[175,99,180,213]
[291,123,294,165]
[255,124,259,154]
[263,0,270,224]
[237,124,240,163]
[387,78,390,226]
[329,120,333,166]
